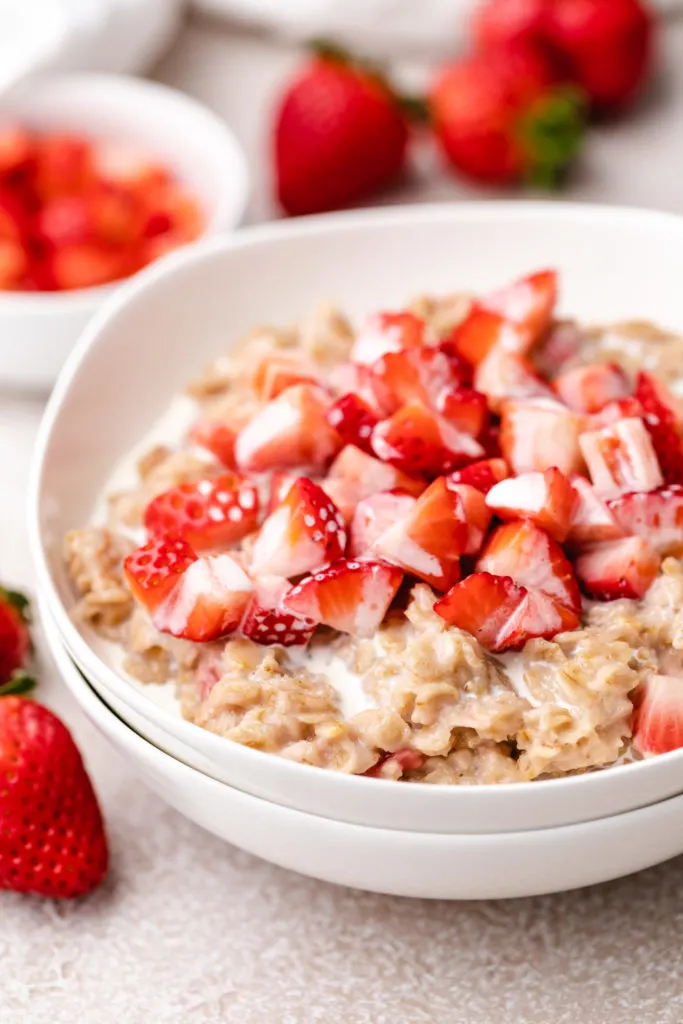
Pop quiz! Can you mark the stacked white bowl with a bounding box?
[29,203,683,900]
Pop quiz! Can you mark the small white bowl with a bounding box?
[30,202,683,835]
[45,607,683,900]
[0,72,249,392]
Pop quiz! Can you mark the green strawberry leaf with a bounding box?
[0,671,36,697]
[0,586,32,624]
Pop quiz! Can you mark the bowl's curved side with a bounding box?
[29,201,683,833]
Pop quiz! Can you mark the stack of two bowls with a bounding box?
[29,203,683,899]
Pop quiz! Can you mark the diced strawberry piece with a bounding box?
[283,559,404,638]
[328,445,427,501]
[565,475,624,551]
[0,239,28,289]
[446,482,493,555]
[351,310,427,364]
[590,396,643,429]
[498,589,579,650]
[143,473,259,552]
[500,399,585,476]
[189,420,238,469]
[365,747,426,779]
[93,140,169,193]
[533,320,584,379]
[484,270,558,340]
[252,352,322,401]
[33,134,93,200]
[452,307,531,366]
[319,478,359,525]
[373,477,469,590]
[153,554,253,641]
[575,537,660,601]
[607,486,683,556]
[435,337,474,385]
[474,348,553,413]
[477,519,581,617]
[434,572,527,651]
[370,346,462,414]
[240,576,316,646]
[371,402,484,477]
[579,417,664,498]
[326,393,378,453]
[448,457,510,494]
[485,467,579,542]
[250,478,346,578]
[123,535,197,613]
[635,371,683,484]
[435,386,489,436]
[0,188,26,243]
[268,471,298,513]
[553,362,631,414]
[479,422,502,458]
[0,126,33,178]
[48,243,129,290]
[235,384,341,473]
[348,491,417,557]
[34,195,94,248]
[633,675,683,757]
[327,361,387,414]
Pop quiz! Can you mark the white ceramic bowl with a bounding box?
[30,202,683,834]
[44,604,683,900]
[0,72,249,391]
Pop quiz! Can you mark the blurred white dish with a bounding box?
[45,606,683,899]
[0,72,248,391]
[30,202,683,834]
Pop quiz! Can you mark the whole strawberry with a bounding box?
[0,693,109,898]
[273,45,409,216]
[430,43,585,186]
[0,587,31,687]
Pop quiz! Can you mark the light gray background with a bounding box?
[4,12,683,1023]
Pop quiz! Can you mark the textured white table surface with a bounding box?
[5,13,683,1024]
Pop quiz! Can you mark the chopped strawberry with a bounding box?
[252,352,322,401]
[553,362,631,414]
[143,473,260,552]
[590,396,643,429]
[283,559,404,638]
[533,320,584,379]
[327,361,387,414]
[250,477,346,578]
[565,475,624,550]
[632,675,683,757]
[351,310,427,364]
[579,417,664,498]
[446,482,494,555]
[328,445,427,501]
[268,471,298,512]
[497,589,579,650]
[500,398,585,476]
[153,554,253,642]
[373,477,469,590]
[348,491,417,557]
[479,422,503,458]
[474,348,553,413]
[607,486,683,557]
[635,371,683,484]
[484,270,558,342]
[435,337,474,385]
[435,386,489,436]
[326,393,378,453]
[319,478,359,525]
[477,519,581,617]
[434,572,526,651]
[0,126,33,178]
[189,419,238,469]
[124,535,197,614]
[371,401,484,477]
[235,384,341,473]
[370,346,463,414]
[575,537,660,601]
[485,467,579,542]
[451,307,531,366]
[448,457,510,494]
[365,747,426,778]
[240,576,316,646]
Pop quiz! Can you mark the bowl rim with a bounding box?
[0,71,250,311]
[29,198,683,802]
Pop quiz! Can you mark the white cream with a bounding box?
[285,645,374,718]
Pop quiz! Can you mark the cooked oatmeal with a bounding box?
[65,269,683,782]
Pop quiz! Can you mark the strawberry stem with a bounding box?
[0,586,31,623]
[0,671,36,697]
[520,86,587,189]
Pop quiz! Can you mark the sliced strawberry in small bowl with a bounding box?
[633,675,683,757]
[240,576,316,646]
[124,534,197,614]
[373,477,470,591]
[250,477,347,579]
[485,467,579,542]
[575,536,661,601]
[579,417,664,498]
[235,384,341,473]
[608,486,683,556]
[143,473,260,552]
[326,393,378,453]
[348,490,417,557]
[283,559,404,638]
[153,553,254,642]
[371,401,484,477]
[448,457,510,494]
[552,362,631,414]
